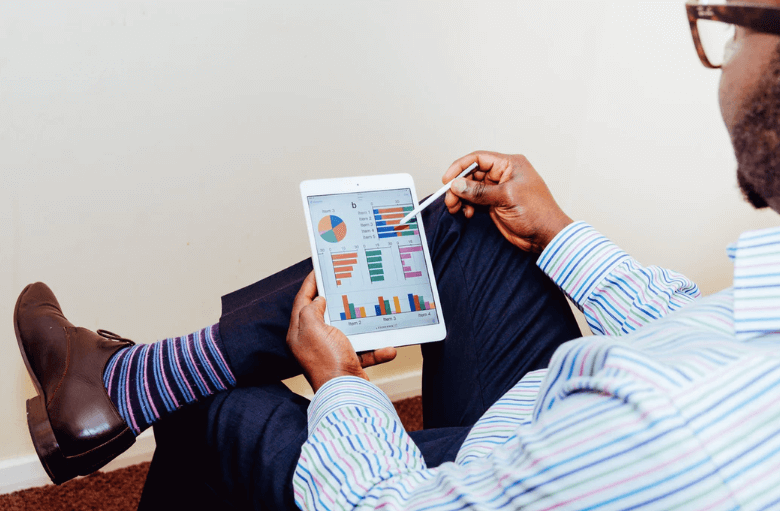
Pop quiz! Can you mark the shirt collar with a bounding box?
[730,226,780,341]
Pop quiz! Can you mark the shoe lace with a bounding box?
[97,329,135,345]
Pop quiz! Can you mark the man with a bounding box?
[12,1,780,509]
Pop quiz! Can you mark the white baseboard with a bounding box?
[0,369,422,495]
[0,429,157,496]
[290,368,422,402]
[369,368,423,402]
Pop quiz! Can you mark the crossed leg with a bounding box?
[138,198,581,510]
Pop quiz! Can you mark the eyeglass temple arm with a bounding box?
[686,3,780,36]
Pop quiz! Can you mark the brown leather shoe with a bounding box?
[13,282,137,484]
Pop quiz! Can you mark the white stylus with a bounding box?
[399,162,479,225]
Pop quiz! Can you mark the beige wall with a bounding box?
[1,0,777,465]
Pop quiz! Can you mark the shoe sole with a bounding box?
[13,284,136,485]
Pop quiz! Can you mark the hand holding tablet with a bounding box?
[300,174,446,352]
[285,271,399,392]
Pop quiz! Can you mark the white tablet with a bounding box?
[300,174,446,353]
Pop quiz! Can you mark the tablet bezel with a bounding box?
[300,173,446,353]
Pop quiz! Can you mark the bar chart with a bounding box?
[408,293,435,311]
[339,293,434,319]
[365,248,385,283]
[373,205,419,239]
[374,294,404,316]
[340,295,370,320]
[328,245,412,289]
[398,245,425,279]
[331,251,358,286]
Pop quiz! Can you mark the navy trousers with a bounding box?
[137,198,581,510]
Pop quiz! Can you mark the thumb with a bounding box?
[450,177,504,206]
[311,295,327,314]
[300,296,328,327]
[358,347,397,368]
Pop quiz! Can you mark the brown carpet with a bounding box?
[0,396,422,511]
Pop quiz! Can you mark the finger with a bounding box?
[358,347,397,368]
[463,204,474,218]
[298,271,318,302]
[450,177,505,207]
[443,190,461,210]
[442,151,504,183]
[290,272,318,332]
[298,295,328,331]
[309,295,327,315]
[292,272,318,312]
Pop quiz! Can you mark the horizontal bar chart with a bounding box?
[365,248,385,282]
[373,205,419,239]
[398,245,424,278]
[332,251,358,286]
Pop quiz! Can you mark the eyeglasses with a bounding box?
[686,0,780,68]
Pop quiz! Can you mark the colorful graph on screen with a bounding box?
[365,248,385,283]
[373,206,419,239]
[318,215,347,243]
[331,251,357,286]
[398,245,425,278]
[339,293,435,320]
[408,293,435,312]
[307,189,440,335]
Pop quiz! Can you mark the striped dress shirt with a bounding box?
[293,221,780,510]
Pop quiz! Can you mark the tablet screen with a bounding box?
[307,188,440,336]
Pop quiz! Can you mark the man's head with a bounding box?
[713,0,780,211]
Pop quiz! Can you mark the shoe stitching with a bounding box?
[47,326,71,407]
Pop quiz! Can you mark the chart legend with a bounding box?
[373,206,419,239]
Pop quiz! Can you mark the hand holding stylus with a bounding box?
[443,151,573,254]
[399,162,479,225]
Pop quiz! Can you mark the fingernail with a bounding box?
[451,178,467,193]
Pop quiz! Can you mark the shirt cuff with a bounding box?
[307,376,400,435]
[537,221,630,305]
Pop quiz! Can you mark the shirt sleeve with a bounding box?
[536,221,700,335]
[293,376,430,510]
[294,359,738,511]
[294,374,568,511]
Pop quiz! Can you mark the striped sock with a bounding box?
[102,323,236,435]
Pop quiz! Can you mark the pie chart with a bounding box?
[318,215,347,243]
